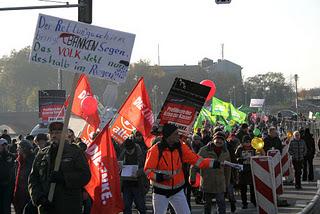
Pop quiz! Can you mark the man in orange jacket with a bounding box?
[144,123,221,214]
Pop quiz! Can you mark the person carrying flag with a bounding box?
[28,121,91,214]
[144,123,221,214]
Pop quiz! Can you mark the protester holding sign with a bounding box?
[28,122,91,214]
[144,123,222,214]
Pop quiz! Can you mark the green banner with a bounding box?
[228,103,247,123]
[211,97,230,119]
[194,108,216,129]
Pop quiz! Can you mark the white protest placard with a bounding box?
[30,14,135,83]
[121,165,138,177]
[250,99,265,108]
[223,160,243,171]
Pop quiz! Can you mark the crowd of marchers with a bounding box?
[0,115,317,214]
[116,116,316,214]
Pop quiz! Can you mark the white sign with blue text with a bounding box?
[30,14,135,83]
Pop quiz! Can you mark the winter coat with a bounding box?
[226,139,239,184]
[235,145,256,184]
[144,140,215,197]
[289,139,307,161]
[13,153,35,214]
[263,135,283,154]
[119,144,149,195]
[28,142,91,214]
[190,144,231,193]
[0,151,16,186]
[303,132,315,158]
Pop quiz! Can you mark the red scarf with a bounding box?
[214,146,222,157]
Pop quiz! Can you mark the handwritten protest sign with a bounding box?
[30,14,135,83]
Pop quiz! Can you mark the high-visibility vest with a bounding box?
[144,142,214,190]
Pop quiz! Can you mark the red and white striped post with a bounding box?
[251,156,278,214]
[267,149,283,195]
[281,143,290,177]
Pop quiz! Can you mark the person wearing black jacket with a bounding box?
[226,133,240,213]
[263,127,283,154]
[302,128,315,181]
[235,135,256,209]
[0,138,16,214]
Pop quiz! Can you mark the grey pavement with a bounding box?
[141,153,320,214]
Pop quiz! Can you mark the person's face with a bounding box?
[243,141,251,148]
[49,130,62,143]
[269,130,277,137]
[68,130,75,141]
[214,138,224,147]
[294,132,300,140]
[37,139,47,149]
[166,129,180,145]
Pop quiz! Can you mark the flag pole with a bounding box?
[48,73,80,202]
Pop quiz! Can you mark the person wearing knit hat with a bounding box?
[144,122,223,214]
[212,131,226,141]
[235,134,256,209]
[162,123,179,139]
[190,130,231,214]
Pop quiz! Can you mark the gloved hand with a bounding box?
[50,171,65,184]
[155,173,171,182]
[212,160,221,169]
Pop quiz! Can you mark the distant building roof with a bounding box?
[150,58,243,77]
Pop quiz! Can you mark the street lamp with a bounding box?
[294,74,298,114]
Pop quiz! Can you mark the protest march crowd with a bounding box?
[0,111,317,214]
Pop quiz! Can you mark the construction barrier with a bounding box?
[251,156,278,214]
[267,149,283,195]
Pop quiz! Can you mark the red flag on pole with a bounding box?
[111,78,154,147]
[85,125,123,214]
[65,74,100,145]
[70,74,100,128]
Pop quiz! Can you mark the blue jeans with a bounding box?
[204,192,226,214]
[123,185,146,214]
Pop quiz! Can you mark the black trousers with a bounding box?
[303,157,314,181]
[292,160,303,187]
[0,184,13,214]
[240,183,256,205]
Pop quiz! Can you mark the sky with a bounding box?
[0,0,319,89]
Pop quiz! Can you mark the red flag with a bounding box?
[85,125,123,214]
[111,78,154,147]
[65,74,100,129]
